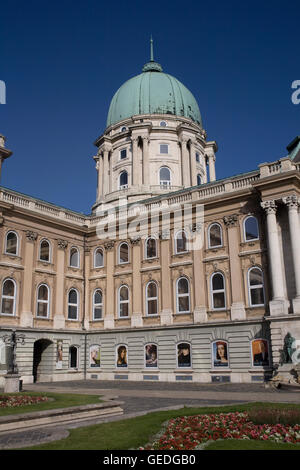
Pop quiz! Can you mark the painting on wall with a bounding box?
[56,340,63,369]
[177,343,191,368]
[145,344,158,368]
[90,345,101,367]
[116,345,128,368]
[252,339,270,366]
[212,341,229,367]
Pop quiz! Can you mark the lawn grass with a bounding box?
[0,391,102,416]
[25,402,300,451]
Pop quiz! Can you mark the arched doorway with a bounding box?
[32,339,54,383]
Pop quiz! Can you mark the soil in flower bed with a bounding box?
[143,412,300,450]
[0,394,49,408]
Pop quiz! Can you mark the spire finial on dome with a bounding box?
[142,35,163,72]
[150,35,154,61]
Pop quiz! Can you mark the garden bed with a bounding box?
[0,394,49,408]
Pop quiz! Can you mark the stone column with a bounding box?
[189,140,197,187]
[20,231,37,327]
[96,155,103,200]
[223,214,246,320]
[103,148,109,196]
[104,241,115,329]
[142,137,149,186]
[159,231,173,325]
[83,246,90,330]
[130,237,143,327]
[132,137,139,186]
[181,139,190,187]
[282,195,300,313]
[208,154,216,182]
[261,200,289,315]
[191,224,207,322]
[53,239,68,329]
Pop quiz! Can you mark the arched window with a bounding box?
[1,279,16,315]
[244,216,259,241]
[197,174,202,185]
[70,247,80,268]
[119,171,128,189]
[146,281,158,315]
[176,277,190,313]
[119,242,129,264]
[196,152,200,162]
[69,345,79,368]
[175,230,188,254]
[94,248,104,268]
[93,289,103,320]
[145,237,157,259]
[36,284,50,318]
[121,126,127,132]
[159,167,171,187]
[248,267,265,306]
[208,223,223,248]
[177,342,191,368]
[160,121,167,127]
[211,272,226,310]
[68,289,79,320]
[39,239,50,262]
[118,285,129,317]
[5,231,18,255]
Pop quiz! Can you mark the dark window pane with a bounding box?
[3,280,15,297]
[69,347,77,368]
[6,233,17,254]
[148,299,158,315]
[120,171,128,186]
[147,282,157,298]
[70,249,79,267]
[95,249,103,267]
[213,292,225,309]
[69,290,77,304]
[178,278,189,294]
[119,244,129,263]
[94,290,102,304]
[120,149,127,159]
[245,217,259,240]
[209,225,222,247]
[94,307,102,319]
[40,241,50,261]
[146,238,156,258]
[1,298,14,314]
[37,302,48,317]
[160,144,168,154]
[212,274,224,291]
[178,296,189,312]
[38,285,48,301]
[251,287,264,305]
[176,232,187,252]
[120,303,128,317]
[68,305,77,319]
[249,268,263,286]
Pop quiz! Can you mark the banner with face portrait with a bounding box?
[90,345,100,367]
[177,343,191,368]
[212,341,229,367]
[56,340,63,369]
[116,345,128,368]
[145,344,158,368]
[252,339,270,366]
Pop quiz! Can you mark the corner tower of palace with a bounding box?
[92,43,217,211]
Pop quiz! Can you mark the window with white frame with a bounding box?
[159,166,171,187]
[248,267,265,306]
[160,144,169,154]
[70,247,80,268]
[119,171,128,189]
[244,216,259,241]
[36,284,50,318]
[121,126,127,132]
[211,272,226,310]
[208,223,223,248]
[93,289,103,320]
[68,289,79,320]
[175,230,188,254]
[160,121,167,127]
[145,237,157,259]
[69,345,79,368]
[146,281,158,315]
[118,285,129,317]
[5,231,18,255]
[119,242,129,264]
[176,277,190,313]
[1,279,16,315]
[39,239,51,262]
[94,248,104,268]
[120,148,127,159]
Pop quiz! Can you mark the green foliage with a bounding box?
[248,407,300,426]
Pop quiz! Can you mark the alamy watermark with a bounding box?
[291,80,300,104]
[0,80,6,104]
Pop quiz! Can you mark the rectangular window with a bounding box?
[120,149,127,159]
[160,144,168,154]
[196,152,200,162]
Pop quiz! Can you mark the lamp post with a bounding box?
[2,329,25,393]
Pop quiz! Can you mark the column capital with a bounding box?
[282,194,299,210]
[130,236,141,245]
[104,240,115,251]
[26,231,38,242]
[57,239,68,250]
[260,200,277,214]
[223,214,239,227]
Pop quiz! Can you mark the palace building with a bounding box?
[0,46,300,385]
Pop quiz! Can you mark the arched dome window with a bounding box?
[119,171,128,189]
[160,121,167,127]
[159,167,171,187]
[197,174,202,185]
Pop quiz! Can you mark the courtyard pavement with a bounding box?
[0,380,299,449]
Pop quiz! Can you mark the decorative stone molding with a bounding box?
[159,230,170,240]
[223,214,239,227]
[104,241,115,251]
[199,129,207,141]
[58,239,68,250]
[282,195,299,210]
[26,231,38,242]
[260,200,277,214]
[130,237,141,245]
[189,222,203,233]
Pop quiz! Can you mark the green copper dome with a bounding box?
[106,58,202,128]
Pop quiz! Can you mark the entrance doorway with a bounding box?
[32,339,54,383]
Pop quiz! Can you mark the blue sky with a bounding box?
[0,0,299,214]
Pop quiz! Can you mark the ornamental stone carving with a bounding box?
[130,237,141,245]
[104,241,115,251]
[282,195,299,210]
[223,214,238,227]
[58,239,68,250]
[26,231,38,242]
[189,222,203,233]
[260,200,277,214]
